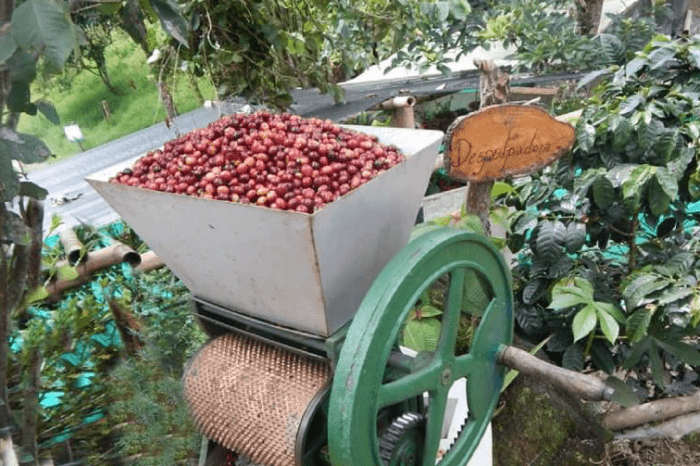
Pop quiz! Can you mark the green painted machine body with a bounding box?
[327,228,513,466]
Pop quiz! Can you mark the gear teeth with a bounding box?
[445,413,471,453]
[378,412,425,466]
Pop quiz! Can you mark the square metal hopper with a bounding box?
[86,125,443,337]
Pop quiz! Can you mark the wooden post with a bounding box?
[100,100,111,123]
[465,60,510,235]
[443,65,575,236]
[380,96,416,129]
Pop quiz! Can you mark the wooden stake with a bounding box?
[465,59,510,235]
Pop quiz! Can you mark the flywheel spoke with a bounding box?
[453,353,475,379]
[378,363,443,408]
[421,386,450,466]
[471,298,506,359]
[436,267,465,362]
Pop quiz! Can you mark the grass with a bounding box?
[18,29,217,167]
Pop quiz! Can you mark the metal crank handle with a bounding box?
[497,345,615,402]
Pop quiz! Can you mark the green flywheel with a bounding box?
[328,229,513,466]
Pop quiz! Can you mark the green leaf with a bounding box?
[576,122,596,151]
[618,94,643,115]
[622,165,655,211]
[0,150,19,201]
[596,307,619,344]
[522,277,548,305]
[491,181,514,199]
[564,222,586,254]
[654,168,678,200]
[625,57,646,76]
[150,0,189,48]
[12,0,77,70]
[637,119,664,151]
[24,286,48,304]
[592,175,615,209]
[403,318,441,352]
[562,344,584,371]
[653,129,678,163]
[0,128,51,163]
[612,117,632,151]
[594,301,625,323]
[657,287,693,306]
[648,177,671,216]
[6,80,33,113]
[605,376,640,407]
[120,0,148,50]
[647,45,676,70]
[512,212,537,235]
[688,170,700,201]
[665,252,694,275]
[7,48,36,82]
[535,220,566,264]
[549,277,594,309]
[572,304,597,343]
[35,99,60,125]
[599,34,623,64]
[435,1,449,21]
[57,264,78,281]
[0,27,18,64]
[591,341,615,374]
[454,214,484,234]
[688,46,700,69]
[654,338,700,365]
[649,345,664,386]
[414,305,442,319]
[462,269,490,315]
[96,0,122,15]
[19,181,48,199]
[623,335,652,369]
[448,0,470,20]
[624,274,673,310]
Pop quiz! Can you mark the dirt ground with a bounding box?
[603,437,700,466]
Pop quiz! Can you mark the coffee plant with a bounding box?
[504,36,700,401]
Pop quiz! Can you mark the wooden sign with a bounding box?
[447,104,575,182]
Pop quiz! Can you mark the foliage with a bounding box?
[164,0,481,109]
[504,37,700,401]
[19,29,214,163]
[7,222,205,464]
[478,0,666,74]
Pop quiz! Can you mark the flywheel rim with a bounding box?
[328,229,513,466]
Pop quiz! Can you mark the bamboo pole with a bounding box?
[46,242,141,300]
[134,251,165,274]
[58,227,85,266]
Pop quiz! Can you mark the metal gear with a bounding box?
[378,412,426,466]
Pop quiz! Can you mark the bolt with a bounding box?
[441,366,452,386]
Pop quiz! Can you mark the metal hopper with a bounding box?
[86,125,443,337]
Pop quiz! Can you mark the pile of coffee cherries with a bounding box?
[111,112,406,213]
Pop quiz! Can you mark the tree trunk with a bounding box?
[158,80,178,128]
[20,348,41,466]
[573,0,605,35]
[0,208,11,428]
